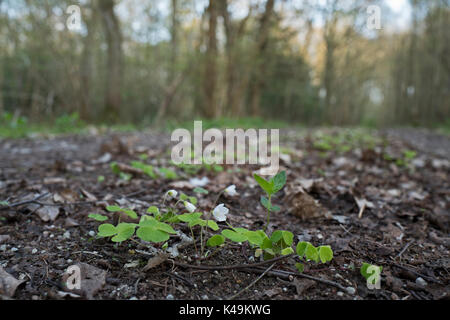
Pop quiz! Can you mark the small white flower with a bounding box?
[166,189,178,199]
[184,201,196,213]
[224,185,237,196]
[213,204,229,222]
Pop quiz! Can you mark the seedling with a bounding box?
[253,170,286,230]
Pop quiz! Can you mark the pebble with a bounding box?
[67,259,73,264]
[11,247,19,252]
[166,294,174,300]
[201,295,209,300]
[0,245,7,251]
[415,277,427,287]
[88,231,96,237]
[346,287,356,295]
[337,291,344,297]
[129,297,138,300]
[32,248,38,254]
[63,231,71,239]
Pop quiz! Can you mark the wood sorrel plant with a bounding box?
[253,170,286,230]
[88,172,334,273]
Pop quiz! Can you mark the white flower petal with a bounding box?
[224,185,237,196]
[213,204,229,222]
[184,201,196,213]
[166,189,178,199]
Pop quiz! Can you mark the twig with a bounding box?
[173,254,293,271]
[396,240,414,259]
[241,267,348,291]
[227,263,276,300]
[389,262,442,284]
[358,202,366,219]
[0,192,49,211]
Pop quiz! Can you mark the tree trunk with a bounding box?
[249,0,275,117]
[98,0,123,122]
[202,0,218,118]
[80,2,97,121]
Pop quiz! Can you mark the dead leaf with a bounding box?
[65,217,79,228]
[61,263,106,299]
[169,181,195,189]
[285,184,331,220]
[293,278,316,295]
[263,288,282,297]
[34,205,60,222]
[80,188,98,201]
[0,266,24,298]
[143,253,169,271]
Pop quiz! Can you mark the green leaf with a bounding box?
[136,226,170,243]
[139,215,158,226]
[245,231,264,246]
[97,224,117,237]
[193,187,209,194]
[111,223,136,242]
[207,235,225,247]
[295,263,304,273]
[271,205,281,212]
[254,174,274,195]
[188,196,197,205]
[271,171,286,193]
[188,218,206,228]
[159,168,178,179]
[123,209,138,219]
[106,205,122,212]
[318,245,333,263]
[222,229,248,243]
[296,241,308,257]
[270,230,283,243]
[206,220,219,231]
[180,193,188,201]
[281,247,294,255]
[260,196,271,210]
[147,206,159,215]
[261,238,273,250]
[178,212,203,223]
[155,221,177,234]
[88,213,108,222]
[282,231,294,246]
[360,263,383,280]
[305,243,319,262]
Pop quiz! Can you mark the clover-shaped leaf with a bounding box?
[207,235,225,247]
[88,213,108,222]
[98,223,117,237]
[318,245,333,263]
[136,226,170,242]
[222,229,247,243]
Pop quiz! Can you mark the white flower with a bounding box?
[224,185,237,196]
[189,177,209,187]
[166,189,178,199]
[184,201,196,213]
[213,204,229,222]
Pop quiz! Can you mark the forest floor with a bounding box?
[0,127,448,300]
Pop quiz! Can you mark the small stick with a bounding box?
[227,263,276,300]
[173,254,293,271]
[396,240,414,259]
[242,267,348,291]
[0,192,50,211]
[358,202,366,219]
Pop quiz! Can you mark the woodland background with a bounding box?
[0,0,449,128]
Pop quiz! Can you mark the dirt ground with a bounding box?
[0,127,448,300]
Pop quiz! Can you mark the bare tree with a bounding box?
[98,0,123,121]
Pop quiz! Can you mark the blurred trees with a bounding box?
[0,0,448,126]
